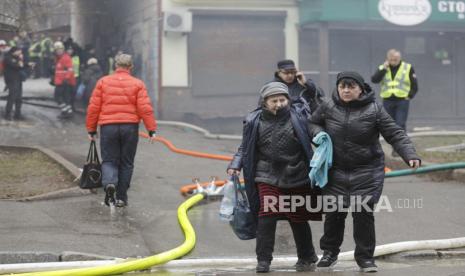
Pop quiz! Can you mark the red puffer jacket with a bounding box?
[86,68,157,132]
[54,53,76,86]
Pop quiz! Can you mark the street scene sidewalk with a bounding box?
[0,79,465,275]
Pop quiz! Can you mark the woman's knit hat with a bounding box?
[259,82,289,100]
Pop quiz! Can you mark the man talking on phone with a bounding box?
[268,59,324,112]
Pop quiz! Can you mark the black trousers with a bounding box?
[56,84,73,106]
[5,80,23,117]
[30,56,41,78]
[320,205,375,262]
[256,216,316,262]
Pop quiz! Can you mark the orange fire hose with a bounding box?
[139,131,391,196]
[139,131,233,161]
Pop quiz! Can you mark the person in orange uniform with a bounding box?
[53,41,76,118]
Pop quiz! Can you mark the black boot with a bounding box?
[357,259,378,273]
[256,260,270,273]
[295,254,318,272]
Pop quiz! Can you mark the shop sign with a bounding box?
[437,1,465,19]
[378,0,432,26]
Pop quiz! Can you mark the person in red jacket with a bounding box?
[86,53,157,207]
[53,41,76,118]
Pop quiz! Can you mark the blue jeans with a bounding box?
[100,123,139,203]
[383,99,410,130]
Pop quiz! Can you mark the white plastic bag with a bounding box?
[219,180,235,221]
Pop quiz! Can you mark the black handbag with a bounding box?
[79,140,103,189]
[229,175,257,240]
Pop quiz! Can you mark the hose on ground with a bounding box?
[6,193,205,276]
[339,237,465,261]
[178,162,465,196]
[139,131,233,161]
[385,162,465,178]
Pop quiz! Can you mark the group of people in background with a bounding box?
[1,30,126,121]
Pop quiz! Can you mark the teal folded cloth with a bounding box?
[309,131,333,188]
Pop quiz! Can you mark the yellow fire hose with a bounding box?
[12,193,205,276]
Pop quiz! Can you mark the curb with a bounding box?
[0,252,59,264]
[60,251,118,262]
[0,144,91,201]
[0,251,117,265]
[35,146,81,178]
[380,249,465,262]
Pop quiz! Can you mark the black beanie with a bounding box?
[336,71,372,92]
[336,71,365,88]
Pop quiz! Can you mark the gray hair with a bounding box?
[115,53,133,68]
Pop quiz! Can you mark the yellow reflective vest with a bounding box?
[72,56,80,78]
[40,37,53,57]
[29,41,41,58]
[379,61,411,99]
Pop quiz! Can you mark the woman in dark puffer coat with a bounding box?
[228,82,321,273]
[309,71,421,273]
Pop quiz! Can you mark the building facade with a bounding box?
[162,0,465,131]
[299,0,465,128]
[161,0,299,131]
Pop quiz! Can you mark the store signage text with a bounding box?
[378,0,432,26]
[438,1,465,19]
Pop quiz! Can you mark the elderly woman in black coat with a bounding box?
[228,82,321,273]
[309,71,421,272]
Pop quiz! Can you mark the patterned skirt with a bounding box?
[257,183,322,222]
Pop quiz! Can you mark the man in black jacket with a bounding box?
[269,59,324,112]
[3,47,24,120]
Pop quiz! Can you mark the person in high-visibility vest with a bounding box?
[371,49,418,131]
[40,36,53,78]
[67,47,80,112]
[28,37,42,78]
[67,47,80,79]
